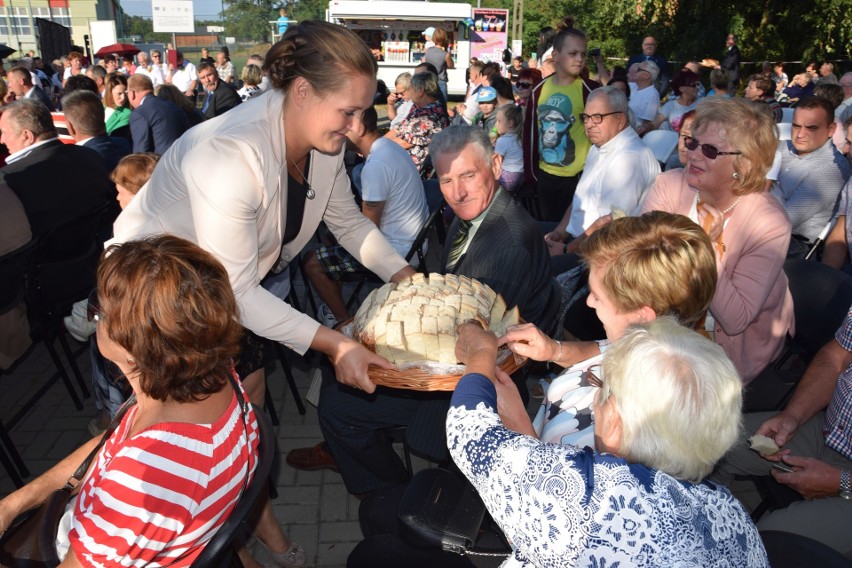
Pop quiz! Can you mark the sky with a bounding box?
[121,0,226,21]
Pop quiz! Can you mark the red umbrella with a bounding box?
[95,43,140,58]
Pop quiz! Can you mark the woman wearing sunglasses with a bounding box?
[640,68,701,135]
[514,67,542,108]
[641,96,793,383]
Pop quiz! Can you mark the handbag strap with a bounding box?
[64,394,138,491]
[227,372,252,500]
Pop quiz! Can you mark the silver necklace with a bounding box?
[289,156,315,199]
[697,191,740,215]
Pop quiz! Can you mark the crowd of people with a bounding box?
[0,14,850,567]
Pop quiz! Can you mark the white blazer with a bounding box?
[111,89,407,354]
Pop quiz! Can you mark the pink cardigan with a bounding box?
[641,169,795,383]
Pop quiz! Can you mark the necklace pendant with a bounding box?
[306,187,315,200]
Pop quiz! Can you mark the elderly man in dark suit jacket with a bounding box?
[287,126,560,497]
[62,90,130,173]
[0,99,114,239]
[127,74,190,155]
[197,61,241,120]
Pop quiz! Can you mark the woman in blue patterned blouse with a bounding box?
[449,317,769,567]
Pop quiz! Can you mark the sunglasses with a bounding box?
[683,136,742,160]
[580,111,622,124]
[517,81,532,89]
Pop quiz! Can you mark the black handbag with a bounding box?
[397,467,488,555]
[0,396,136,568]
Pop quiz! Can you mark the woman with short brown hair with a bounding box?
[0,235,260,566]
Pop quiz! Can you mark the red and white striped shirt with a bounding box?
[68,388,259,567]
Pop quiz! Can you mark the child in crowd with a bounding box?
[472,86,499,138]
[494,103,524,194]
[112,152,160,210]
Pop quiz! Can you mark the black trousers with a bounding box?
[534,168,580,222]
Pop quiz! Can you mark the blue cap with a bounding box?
[423,27,436,38]
[476,86,498,102]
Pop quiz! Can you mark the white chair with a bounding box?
[642,130,679,166]
[777,122,792,140]
[781,107,795,123]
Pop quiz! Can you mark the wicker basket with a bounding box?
[340,318,528,391]
[367,350,526,391]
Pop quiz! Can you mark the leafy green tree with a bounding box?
[223,0,276,42]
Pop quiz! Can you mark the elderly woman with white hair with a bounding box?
[449,317,769,567]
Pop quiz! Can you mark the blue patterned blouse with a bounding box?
[447,373,769,567]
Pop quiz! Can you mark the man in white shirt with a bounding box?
[134,51,165,88]
[544,86,660,265]
[627,60,661,134]
[453,59,485,125]
[772,97,851,257]
[166,51,198,103]
[303,106,429,326]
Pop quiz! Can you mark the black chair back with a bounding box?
[0,239,38,316]
[406,194,447,272]
[785,259,852,362]
[35,201,110,263]
[190,408,275,567]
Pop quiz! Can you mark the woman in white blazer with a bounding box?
[110,21,415,567]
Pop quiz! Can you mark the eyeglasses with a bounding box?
[579,111,622,124]
[86,288,102,323]
[683,136,742,159]
[516,81,532,89]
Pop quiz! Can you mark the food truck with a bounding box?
[326,0,509,96]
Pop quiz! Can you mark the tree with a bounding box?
[223,0,276,42]
[121,14,171,43]
[495,0,849,73]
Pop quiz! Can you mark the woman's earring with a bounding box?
[732,172,740,179]
[127,357,135,364]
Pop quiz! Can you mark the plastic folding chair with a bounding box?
[642,130,679,165]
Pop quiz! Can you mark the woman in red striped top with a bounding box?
[0,236,262,566]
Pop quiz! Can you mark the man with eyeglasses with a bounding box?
[626,60,660,132]
[544,86,659,269]
[771,96,851,258]
[626,36,669,95]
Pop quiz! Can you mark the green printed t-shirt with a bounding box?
[536,77,590,177]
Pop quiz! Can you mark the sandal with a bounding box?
[259,541,306,568]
